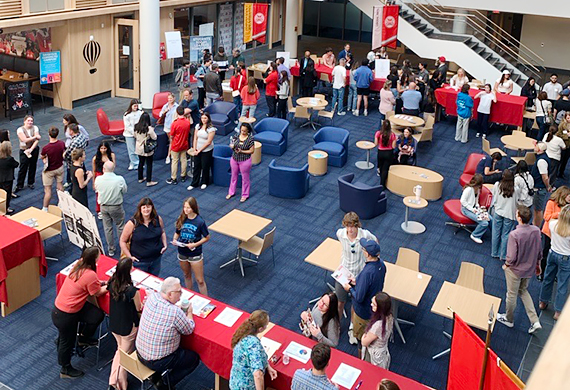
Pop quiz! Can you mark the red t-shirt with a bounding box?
[375,131,396,150]
[41,140,66,171]
[265,71,279,97]
[170,117,191,152]
[55,269,100,313]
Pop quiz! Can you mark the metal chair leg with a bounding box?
[271,245,275,267]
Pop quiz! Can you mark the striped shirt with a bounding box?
[135,292,195,361]
[231,134,255,162]
[336,228,378,277]
[291,369,337,390]
[64,134,87,164]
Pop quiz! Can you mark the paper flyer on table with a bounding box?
[283,341,312,364]
[331,363,361,389]
[61,260,79,276]
[131,269,149,286]
[189,295,211,315]
[331,265,354,286]
[260,337,281,359]
[214,307,243,327]
[139,276,163,292]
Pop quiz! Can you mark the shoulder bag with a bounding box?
[143,133,157,154]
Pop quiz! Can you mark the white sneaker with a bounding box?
[353,110,359,116]
[41,207,48,212]
[200,184,207,190]
[165,156,171,164]
[97,212,103,220]
[497,313,514,328]
[338,111,346,116]
[128,164,134,171]
[528,321,542,334]
[187,185,194,191]
[476,133,480,138]
[470,234,483,244]
[482,134,487,139]
[348,329,358,345]
[364,109,368,116]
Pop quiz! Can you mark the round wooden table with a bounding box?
[239,116,257,125]
[501,135,536,151]
[297,97,328,130]
[252,141,262,165]
[308,150,328,176]
[402,196,428,234]
[388,114,425,128]
[386,165,444,200]
[355,141,376,170]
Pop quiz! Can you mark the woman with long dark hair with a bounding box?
[108,257,142,390]
[119,197,167,276]
[92,141,116,219]
[123,99,143,170]
[134,112,157,187]
[227,123,255,202]
[535,91,552,141]
[0,141,18,214]
[361,292,393,368]
[374,120,397,185]
[396,128,417,165]
[461,173,490,244]
[491,170,519,260]
[52,247,106,378]
[189,112,216,191]
[172,197,210,296]
[63,113,89,147]
[521,77,537,109]
[494,70,514,95]
[70,148,92,208]
[300,292,341,347]
[514,160,534,209]
[276,70,290,119]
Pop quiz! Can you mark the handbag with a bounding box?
[540,100,553,125]
[521,173,535,196]
[143,134,157,154]
[120,236,131,261]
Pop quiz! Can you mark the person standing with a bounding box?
[496,206,542,333]
[338,43,353,69]
[494,70,514,95]
[514,160,534,209]
[123,99,142,171]
[331,58,347,116]
[15,114,41,193]
[172,197,210,296]
[429,56,447,91]
[188,113,216,191]
[159,93,179,165]
[276,71,290,120]
[92,141,116,219]
[240,77,261,119]
[378,81,396,126]
[213,46,228,81]
[167,106,191,185]
[556,111,570,178]
[94,161,127,257]
[291,343,338,390]
[299,50,315,77]
[301,62,318,98]
[539,187,570,281]
[353,59,373,116]
[361,292,394,368]
[230,65,247,115]
[347,62,359,113]
[0,141,18,214]
[229,48,245,71]
[264,62,279,117]
[374,121,397,185]
[491,170,519,261]
[204,63,223,107]
[416,62,430,97]
[531,142,553,226]
[63,123,88,187]
[134,112,158,187]
[543,73,563,103]
[40,126,65,212]
[276,57,291,81]
[195,58,211,109]
[543,125,566,183]
[179,89,200,128]
[535,92,553,141]
[455,84,474,143]
[70,149,92,209]
[474,84,496,138]
[227,123,255,202]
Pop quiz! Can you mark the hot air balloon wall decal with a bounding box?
[83,38,101,74]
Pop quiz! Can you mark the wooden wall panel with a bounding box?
[51,22,72,109]
[160,6,176,75]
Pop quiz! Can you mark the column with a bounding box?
[139,0,160,109]
[452,9,468,35]
[284,0,299,57]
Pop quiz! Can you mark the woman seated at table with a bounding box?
[300,292,340,347]
[51,246,106,379]
[361,292,394,369]
[321,48,336,69]
[396,128,417,165]
[460,173,491,244]
[475,152,504,184]
[450,68,469,89]
[230,310,277,390]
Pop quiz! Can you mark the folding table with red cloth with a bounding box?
[435,86,527,127]
[0,216,47,313]
[290,64,386,92]
[56,256,431,390]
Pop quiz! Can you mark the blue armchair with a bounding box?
[268,159,310,199]
[212,145,241,187]
[338,173,387,220]
[204,101,238,136]
[254,118,289,156]
[312,126,349,167]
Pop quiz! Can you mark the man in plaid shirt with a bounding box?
[63,123,87,191]
[136,277,200,390]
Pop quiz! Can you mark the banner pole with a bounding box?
[478,305,495,390]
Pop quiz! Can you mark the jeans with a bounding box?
[504,267,539,324]
[331,87,345,113]
[229,157,252,198]
[138,155,154,182]
[491,213,516,259]
[477,112,490,135]
[461,206,490,239]
[133,256,162,276]
[191,149,213,187]
[171,150,188,180]
[17,147,39,188]
[233,96,242,116]
[125,136,139,168]
[100,204,125,255]
[347,85,357,111]
[241,105,257,119]
[138,348,200,387]
[266,95,277,117]
[205,92,220,107]
[539,249,570,312]
[455,116,470,143]
[536,116,548,141]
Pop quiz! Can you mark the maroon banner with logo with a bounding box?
[381,5,399,49]
[252,3,268,44]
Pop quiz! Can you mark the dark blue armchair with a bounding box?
[204,101,238,136]
[268,159,310,199]
[212,145,241,187]
[312,126,349,167]
[254,118,289,156]
[338,173,387,220]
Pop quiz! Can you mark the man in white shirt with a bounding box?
[543,74,563,102]
[531,142,552,226]
[331,58,346,115]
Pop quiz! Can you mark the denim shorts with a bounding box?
[533,188,548,212]
[178,253,204,262]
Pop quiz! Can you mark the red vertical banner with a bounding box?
[252,3,268,44]
[381,5,399,49]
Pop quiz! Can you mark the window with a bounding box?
[318,2,343,40]
[360,11,372,43]
[29,0,64,13]
[303,1,319,37]
[302,0,371,43]
[344,2,360,42]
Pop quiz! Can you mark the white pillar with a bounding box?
[452,9,468,35]
[284,0,298,57]
[139,0,160,109]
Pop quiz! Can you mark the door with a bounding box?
[114,18,139,99]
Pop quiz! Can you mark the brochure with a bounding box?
[214,307,243,327]
[260,337,281,360]
[283,341,312,364]
[189,295,211,315]
[331,264,354,286]
[331,363,361,389]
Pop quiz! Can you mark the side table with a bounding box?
[402,196,428,234]
[308,150,328,176]
[355,140,376,170]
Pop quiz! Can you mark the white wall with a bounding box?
[520,15,569,70]
[426,0,570,19]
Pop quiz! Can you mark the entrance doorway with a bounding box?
[114,18,139,99]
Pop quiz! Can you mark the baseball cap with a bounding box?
[502,69,511,75]
[438,56,446,62]
[359,238,380,257]
[561,89,570,96]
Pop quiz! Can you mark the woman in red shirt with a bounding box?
[240,77,260,119]
[230,65,247,117]
[264,62,279,117]
[374,121,397,186]
[52,247,107,378]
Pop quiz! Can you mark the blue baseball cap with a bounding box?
[360,238,380,257]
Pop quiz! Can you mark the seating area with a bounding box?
[338,173,387,220]
[204,101,239,135]
[254,117,289,156]
[312,126,350,167]
[268,159,310,199]
[96,108,125,142]
[212,144,240,187]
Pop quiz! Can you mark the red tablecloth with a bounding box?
[434,86,527,127]
[290,64,385,92]
[56,256,430,390]
[0,216,47,306]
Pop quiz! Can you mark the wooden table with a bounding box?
[210,209,272,277]
[0,190,6,215]
[308,150,328,176]
[386,165,444,200]
[296,97,328,130]
[0,70,28,83]
[431,281,501,359]
[388,114,425,128]
[252,141,262,165]
[239,116,257,125]
[247,63,268,80]
[355,141,376,170]
[10,207,63,241]
[501,134,536,152]
[401,196,428,234]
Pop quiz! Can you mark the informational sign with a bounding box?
[190,36,213,63]
[218,3,233,52]
[234,3,246,51]
[276,51,290,65]
[243,3,253,43]
[374,59,391,79]
[39,51,61,85]
[373,5,399,50]
[6,81,32,115]
[199,22,214,37]
[164,31,183,59]
[57,190,104,253]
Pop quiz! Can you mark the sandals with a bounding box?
[226,194,234,200]
[240,197,248,203]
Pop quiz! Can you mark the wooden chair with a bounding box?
[119,349,160,390]
[416,114,435,133]
[455,262,484,292]
[482,137,506,157]
[386,110,395,119]
[512,130,526,137]
[318,103,336,126]
[396,248,420,271]
[287,97,296,120]
[314,93,326,100]
[0,189,6,216]
[413,127,433,143]
[44,205,66,260]
[239,227,276,280]
[293,106,311,126]
[310,54,318,62]
[511,151,536,166]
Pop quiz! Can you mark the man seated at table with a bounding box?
[291,343,337,390]
[475,152,505,184]
[401,82,422,117]
[136,277,200,390]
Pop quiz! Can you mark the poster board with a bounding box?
[190,36,213,63]
[39,51,61,84]
[218,3,233,52]
[57,190,104,252]
[276,51,290,65]
[374,59,390,79]
[199,23,214,37]
[5,81,32,119]
[164,31,183,59]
